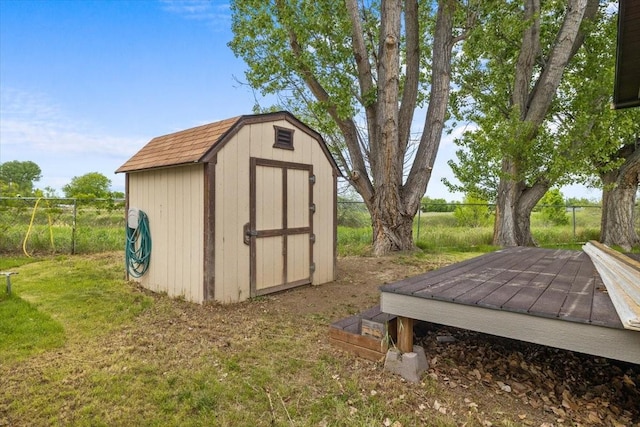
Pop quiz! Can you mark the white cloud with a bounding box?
[0,87,147,193]
[160,0,231,30]
[0,87,145,159]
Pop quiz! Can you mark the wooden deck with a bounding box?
[379,247,640,364]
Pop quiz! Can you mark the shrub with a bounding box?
[453,195,493,228]
[538,189,569,225]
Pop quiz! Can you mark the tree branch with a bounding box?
[398,0,419,156]
[403,0,456,211]
[513,0,540,118]
[525,0,599,126]
[275,0,374,200]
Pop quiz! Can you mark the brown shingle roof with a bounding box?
[116,116,241,173]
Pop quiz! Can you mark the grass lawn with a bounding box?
[1,252,480,427]
[2,249,637,426]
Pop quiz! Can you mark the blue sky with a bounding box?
[0,0,597,201]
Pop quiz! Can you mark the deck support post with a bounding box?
[397,316,414,353]
[385,316,428,382]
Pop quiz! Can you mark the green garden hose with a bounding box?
[125,210,151,278]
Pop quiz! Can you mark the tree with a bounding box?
[537,188,569,226]
[0,160,42,196]
[448,0,600,246]
[62,172,112,199]
[229,0,473,255]
[598,139,640,251]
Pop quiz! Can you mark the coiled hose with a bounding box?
[125,210,151,278]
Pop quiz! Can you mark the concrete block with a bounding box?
[383,345,429,383]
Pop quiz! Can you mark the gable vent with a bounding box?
[274,126,294,150]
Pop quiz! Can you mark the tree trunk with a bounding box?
[600,145,640,251]
[370,198,416,255]
[493,159,549,246]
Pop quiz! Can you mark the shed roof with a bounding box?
[116,116,241,173]
[116,111,339,174]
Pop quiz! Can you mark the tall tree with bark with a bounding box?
[599,139,640,250]
[448,0,599,246]
[573,25,640,251]
[229,0,472,255]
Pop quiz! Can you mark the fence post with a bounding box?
[71,199,77,255]
[572,206,576,241]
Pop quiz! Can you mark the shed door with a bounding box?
[249,157,314,297]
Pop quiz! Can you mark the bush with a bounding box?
[538,189,569,225]
[453,195,493,228]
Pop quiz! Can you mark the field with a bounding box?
[2,200,628,264]
[3,199,631,257]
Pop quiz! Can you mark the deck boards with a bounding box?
[380,247,625,329]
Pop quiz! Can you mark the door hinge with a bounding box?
[310,263,316,273]
[309,203,316,213]
[309,174,316,184]
[310,234,316,243]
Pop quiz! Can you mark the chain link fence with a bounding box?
[338,201,639,251]
[1,197,638,255]
[1,197,125,255]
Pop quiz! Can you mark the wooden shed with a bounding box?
[116,112,339,303]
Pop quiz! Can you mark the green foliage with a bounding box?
[0,160,42,196]
[337,197,369,228]
[229,0,358,120]
[421,197,456,213]
[537,188,569,225]
[449,3,639,205]
[453,195,493,228]
[62,172,112,199]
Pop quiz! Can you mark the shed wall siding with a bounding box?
[128,165,205,303]
[214,119,335,302]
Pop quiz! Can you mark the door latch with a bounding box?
[243,223,257,245]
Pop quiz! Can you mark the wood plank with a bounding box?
[558,257,598,322]
[500,275,554,313]
[381,249,511,294]
[559,293,594,323]
[328,327,388,353]
[330,315,360,331]
[478,281,531,309]
[328,337,386,362]
[528,289,568,318]
[590,278,625,328]
[414,248,550,303]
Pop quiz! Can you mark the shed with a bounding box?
[116,111,339,303]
